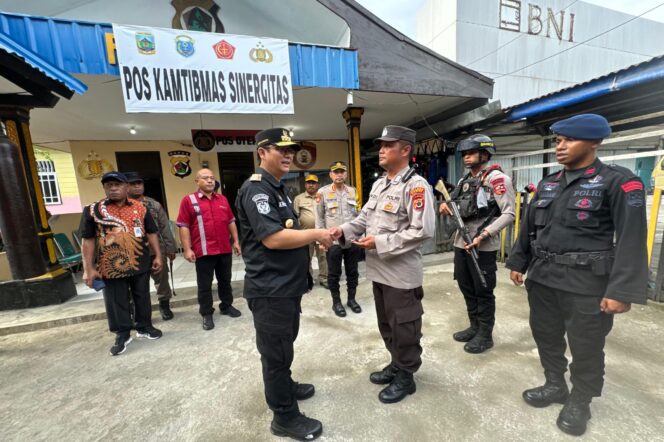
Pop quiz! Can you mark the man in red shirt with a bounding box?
[177,168,241,330]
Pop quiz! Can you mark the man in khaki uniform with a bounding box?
[330,125,435,404]
[315,161,362,317]
[126,172,178,321]
[293,174,328,288]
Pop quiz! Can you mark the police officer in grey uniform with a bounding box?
[125,172,178,320]
[236,128,333,441]
[439,135,515,353]
[331,125,435,404]
[315,161,362,316]
[507,114,648,436]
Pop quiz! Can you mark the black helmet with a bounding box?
[456,134,496,155]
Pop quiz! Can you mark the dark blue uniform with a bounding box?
[507,158,648,398]
[235,167,309,421]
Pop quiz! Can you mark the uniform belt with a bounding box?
[531,245,613,267]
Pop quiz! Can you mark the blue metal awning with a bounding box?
[506,55,664,122]
[0,29,87,95]
[0,11,359,90]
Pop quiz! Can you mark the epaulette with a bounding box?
[607,163,637,178]
[250,174,262,182]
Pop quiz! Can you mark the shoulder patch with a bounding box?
[621,179,644,193]
[250,174,262,182]
[252,193,271,215]
[410,186,426,211]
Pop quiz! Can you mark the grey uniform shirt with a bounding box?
[315,183,358,244]
[453,169,516,252]
[339,166,436,289]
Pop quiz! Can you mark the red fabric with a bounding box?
[177,192,235,257]
[621,180,644,193]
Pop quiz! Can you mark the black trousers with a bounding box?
[195,253,233,316]
[453,248,498,334]
[102,271,152,337]
[326,244,361,297]
[248,296,302,421]
[527,280,614,398]
[373,282,424,373]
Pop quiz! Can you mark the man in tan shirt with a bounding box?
[293,174,328,288]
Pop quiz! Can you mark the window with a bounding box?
[37,160,61,205]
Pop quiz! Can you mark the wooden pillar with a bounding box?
[0,107,64,274]
[342,107,364,204]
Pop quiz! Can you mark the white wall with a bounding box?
[417,0,664,107]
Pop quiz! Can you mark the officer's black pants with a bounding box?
[453,248,497,334]
[373,282,424,373]
[248,296,302,421]
[326,244,361,298]
[195,253,233,316]
[527,280,614,398]
[102,271,152,338]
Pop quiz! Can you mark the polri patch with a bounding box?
[252,193,270,215]
[491,177,507,195]
[627,192,645,207]
[410,187,425,212]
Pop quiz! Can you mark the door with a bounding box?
[217,152,255,214]
[115,151,168,212]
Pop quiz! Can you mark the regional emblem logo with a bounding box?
[135,32,156,55]
[175,35,195,57]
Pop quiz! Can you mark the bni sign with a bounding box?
[113,24,294,114]
[499,0,576,42]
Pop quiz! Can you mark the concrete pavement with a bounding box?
[1,262,664,441]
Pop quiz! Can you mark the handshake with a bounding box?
[314,227,343,249]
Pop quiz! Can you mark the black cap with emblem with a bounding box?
[255,128,301,150]
[101,171,128,184]
[374,125,416,147]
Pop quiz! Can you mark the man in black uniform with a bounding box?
[235,128,333,441]
[507,114,648,436]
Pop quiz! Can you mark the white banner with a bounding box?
[112,24,294,114]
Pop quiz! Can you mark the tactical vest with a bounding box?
[451,165,502,221]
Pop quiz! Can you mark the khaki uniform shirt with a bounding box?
[453,169,516,252]
[141,196,177,255]
[339,166,436,289]
[292,191,317,229]
[315,183,358,244]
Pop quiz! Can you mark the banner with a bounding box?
[113,24,294,114]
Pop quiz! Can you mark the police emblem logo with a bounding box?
[285,219,294,229]
[175,35,195,57]
[168,150,192,179]
[462,183,470,192]
[383,202,394,211]
[250,42,273,63]
[382,127,388,137]
[135,32,156,55]
[575,198,592,209]
[192,130,216,152]
[576,211,590,221]
[252,194,271,215]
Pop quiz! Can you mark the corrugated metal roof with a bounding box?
[506,55,664,121]
[0,28,87,95]
[0,11,359,90]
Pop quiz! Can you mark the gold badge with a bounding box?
[384,202,394,211]
[285,219,294,229]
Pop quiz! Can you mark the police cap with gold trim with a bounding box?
[330,161,348,171]
[255,128,301,149]
[305,174,319,182]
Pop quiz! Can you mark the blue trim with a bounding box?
[0,28,87,95]
[507,56,664,122]
[0,12,359,90]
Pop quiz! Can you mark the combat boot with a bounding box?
[452,319,478,342]
[270,413,323,440]
[378,369,416,404]
[159,300,174,321]
[463,330,493,354]
[523,372,570,408]
[331,292,346,317]
[369,364,398,385]
[557,391,592,436]
[347,289,361,313]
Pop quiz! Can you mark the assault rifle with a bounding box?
[435,179,488,288]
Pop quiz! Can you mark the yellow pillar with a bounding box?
[342,107,364,204]
[514,191,522,244]
[647,187,661,265]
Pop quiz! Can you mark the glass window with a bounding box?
[37,160,61,205]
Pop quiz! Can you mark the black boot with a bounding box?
[332,293,346,317]
[293,382,315,400]
[379,369,416,404]
[159,300,174,321]
[369,364,398,385]
[463,331,493,354]
[557,392,592,436]
[452,319,478,342]
[270,413,323,440]
[347,290,361,313]
[523,372,570,408]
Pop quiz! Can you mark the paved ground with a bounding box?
[2,263,664,442]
